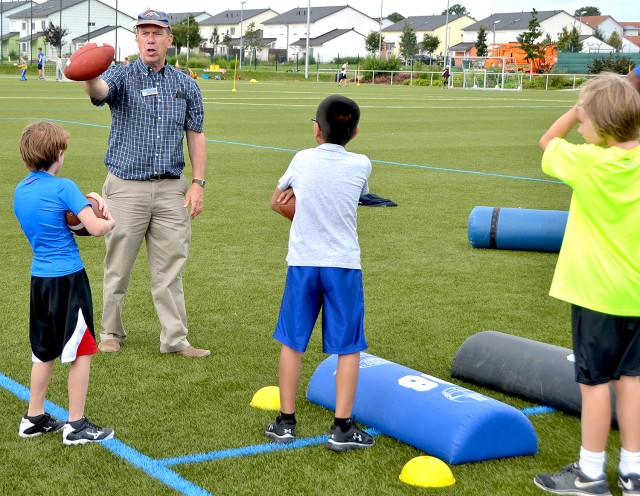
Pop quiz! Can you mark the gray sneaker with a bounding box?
[265,416,296,444]
[325,421,374,452]
[619,472,640,496]
[534,463,611,495]
[62,417,114,446]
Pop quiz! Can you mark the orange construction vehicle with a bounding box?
[484,43,557,73]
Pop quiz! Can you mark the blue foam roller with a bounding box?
[468,206,568,252]
[306,353,537,464]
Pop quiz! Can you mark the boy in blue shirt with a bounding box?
[265,95,374,452]
[14,121,116,445]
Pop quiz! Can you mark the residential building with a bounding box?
[581,15,623,40]
[262,6,379,61]
[0,1,34,61]
[199,8,279,60]
[290,28,366,64]
[71,25,137,61]
[7,0,134,61]
[382,14,476,60]
[462,11,592,46]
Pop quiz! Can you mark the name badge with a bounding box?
[141,87,158,97]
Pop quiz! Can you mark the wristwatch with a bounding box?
[192,178,206,188]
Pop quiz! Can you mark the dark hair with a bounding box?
[315,95,360,145]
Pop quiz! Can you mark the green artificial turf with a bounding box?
[1,75,619,496]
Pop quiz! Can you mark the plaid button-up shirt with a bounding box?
[91,58,204,180]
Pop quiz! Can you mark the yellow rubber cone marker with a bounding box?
[399,456,456,488]
[250,386,281,411]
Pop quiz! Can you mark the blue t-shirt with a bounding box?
[14,171,90,277]
[635,66,640,77]
[37,51,44,65]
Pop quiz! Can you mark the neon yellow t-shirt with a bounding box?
[542,137,640,316]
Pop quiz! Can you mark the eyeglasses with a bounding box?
[310,118,317,123]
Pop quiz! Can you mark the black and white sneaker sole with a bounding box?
[325,439,374,452]
[265,431,295,444]
[63,431,114,446]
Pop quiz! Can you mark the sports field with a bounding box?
[0,75,612,496]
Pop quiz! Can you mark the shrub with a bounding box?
[588,54,635,75]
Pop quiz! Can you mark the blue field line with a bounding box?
[158,428,382,467]
[0,117,562,184]
[522,405,556,416]
[0,372,213,496]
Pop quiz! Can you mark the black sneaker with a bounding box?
[325,421,374,452]
[619,472,640,496]
[19,413,65,438]
[265,416,296,443]
[534,462,611,495]
[62,417,114,446]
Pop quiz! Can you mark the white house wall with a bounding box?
[200,10,279,47]
[12,1,134,57]
[462,12,593,44]
[264,8,378,52]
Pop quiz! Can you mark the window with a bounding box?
[88,22,96,27]
[22,21,27,30]
[41,20,46,30]
[230,27,235,35]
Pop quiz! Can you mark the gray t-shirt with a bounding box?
[278,143,371,269]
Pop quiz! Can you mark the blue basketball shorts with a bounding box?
[273,266,367,354]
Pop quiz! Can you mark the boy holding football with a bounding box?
[533,73,640,495]
[14,121,116,445]
[266,95,374,452]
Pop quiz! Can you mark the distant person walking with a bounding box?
[338,61,348,87]
[19,55,27,81]
[441,66,450,89]
[37,47,44,80]
[56,56,64,81]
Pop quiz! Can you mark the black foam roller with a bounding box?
[450,331,617,421]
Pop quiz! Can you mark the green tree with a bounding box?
[387,12,405,23]
[516,9,545,72]
[210,27,220,55]
[223,34,233,59]
[43,21,69,54]
[398,24,418,64]
[365,30,383,54]
[421,34,439,60]
[607,31,622,51]
[475,26,488,56]
[441,4,469,16]
[541,33,553,45]
[574,6,600,16]
[172,14,201,54]
[556,25,583,52]
[243,22,263,63]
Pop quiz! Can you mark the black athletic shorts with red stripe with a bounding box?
[30,269,98,363]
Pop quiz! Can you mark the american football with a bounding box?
[66,197,102,236]
[279,195,296,221]
[64,43,114,81]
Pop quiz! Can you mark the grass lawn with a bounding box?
[0,75,615,496]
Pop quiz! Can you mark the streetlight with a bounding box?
[239,1,245,69]
[492,19,501,45]
[378,0,383,55]
[443,0,449,71]
[578,10,587,35]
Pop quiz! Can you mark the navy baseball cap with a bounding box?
[135,10,171,30]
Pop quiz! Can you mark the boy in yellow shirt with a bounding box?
[533,73,640,495]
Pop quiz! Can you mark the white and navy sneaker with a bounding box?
[325,421,374,452]
[19,413,65,438]
[265,416,296,444]
[619,472,640,496]
[534,462,612,495]
[62,417,114,446]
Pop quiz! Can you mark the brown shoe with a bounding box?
[98,339,120,353]
[175,346,210,358]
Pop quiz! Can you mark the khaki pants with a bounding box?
[101,173,191,352]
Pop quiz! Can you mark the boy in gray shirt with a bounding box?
[265,95,374,452]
